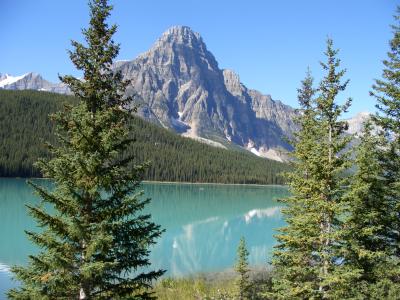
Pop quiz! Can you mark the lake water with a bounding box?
[0,178,288,298]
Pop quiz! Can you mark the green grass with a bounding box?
[154,277,236,300]
[152,268,273,300]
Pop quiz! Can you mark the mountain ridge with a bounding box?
[0,72,70,94]
[0,26,372,161]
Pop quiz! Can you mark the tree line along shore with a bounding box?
[0,89,288,185]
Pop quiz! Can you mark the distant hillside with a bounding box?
[1,26,298,162]
[0,90,289,184]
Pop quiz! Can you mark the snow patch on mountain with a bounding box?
[0,73,28,88]
[250,147,260,156]
[246,143,284,162]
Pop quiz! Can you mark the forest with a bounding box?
[0,89,289,184]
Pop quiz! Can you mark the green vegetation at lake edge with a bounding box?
[0,89,289,184]
[153,268,272,300]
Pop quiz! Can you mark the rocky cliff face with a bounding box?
[345,112,372,136]
[114,26,297,160]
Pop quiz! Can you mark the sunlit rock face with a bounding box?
[114,26,297,161]
[345,112,372,136]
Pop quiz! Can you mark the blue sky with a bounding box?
[0,0,397,116]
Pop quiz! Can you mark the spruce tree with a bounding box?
[342,122,400,298]
[271,40,355,299]
[8,0,164,299]
[270,70,320,299]
[235,237,251,300]
[371,7,400,265]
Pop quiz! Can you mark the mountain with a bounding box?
[0,27,298,161]
[114,26,297,161]
[0,72,70,94]
[345,112,372,136]
[2,26,370,161]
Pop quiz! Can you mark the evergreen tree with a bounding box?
[371,7,400,267]
[270,70,319,299]
[342,122,400,298]
[8,1,164,299]
[235,237,251,300]
[271,40,354,299]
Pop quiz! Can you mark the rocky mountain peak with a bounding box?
[0,73,29,88]
[346,111,372,135]
[354,111,371,119]
[124,25,219,76]
[24,72,43,80]
[111,25,299,160]
[149,26,218,70]
[0,72,70,94]
[159,26,203,46]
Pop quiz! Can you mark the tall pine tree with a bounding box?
[8,1,164,299]
[371,7,400,265]
[271,40,355,299]
[270,69,320,299]
[342,122,400,298]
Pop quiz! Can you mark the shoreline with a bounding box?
[1,177,287,187]
[142,180,286,187]
[159,264,273,280]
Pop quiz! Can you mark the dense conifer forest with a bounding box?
[0,89,289,184]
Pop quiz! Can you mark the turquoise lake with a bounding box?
[0,178,289,298]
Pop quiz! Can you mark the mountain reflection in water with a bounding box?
[0,179,289,297]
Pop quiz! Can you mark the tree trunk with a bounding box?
[79,240,88,299]
[319,124,333,298]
